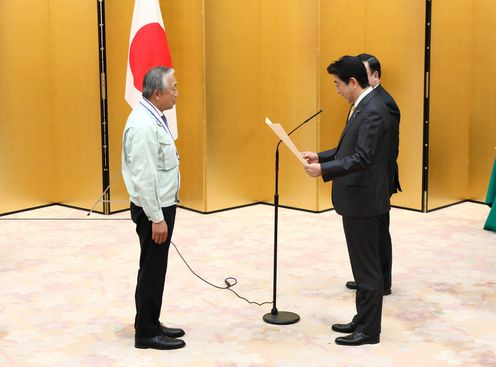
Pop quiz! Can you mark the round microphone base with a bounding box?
[263,311,300,325]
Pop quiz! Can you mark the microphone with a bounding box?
[265,108,323,326]
[276,109,323,151]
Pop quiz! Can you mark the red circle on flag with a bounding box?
[129,22,173,92]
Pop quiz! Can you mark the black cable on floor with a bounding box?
[171,241,272,307]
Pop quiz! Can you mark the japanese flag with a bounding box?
[125,0,178,139]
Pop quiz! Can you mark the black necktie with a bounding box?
[161,114,169,128]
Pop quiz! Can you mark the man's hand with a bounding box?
[305,163,322,177]
[152,220,168,245]
[301,151,318,164]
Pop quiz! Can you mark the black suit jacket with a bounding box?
[375,84,401,194]
[318,90,391,218]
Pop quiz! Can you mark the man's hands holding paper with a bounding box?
[301,151,318,164]
[301,151,322,177]
[304,163,322,177]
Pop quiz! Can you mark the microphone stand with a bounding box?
[263,109,323,325]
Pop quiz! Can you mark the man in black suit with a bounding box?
[302,56,392,346]
[343,54,401,296]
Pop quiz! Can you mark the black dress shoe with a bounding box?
[335,331,380,346]
[345,281,357,290]
[160,323,185,338]
[332,321,357,333]
[346,281,392,296]
[135,335,185,350]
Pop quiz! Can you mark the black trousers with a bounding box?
[130,202,176,338]
[343,215,383,335]
[379,212,392,290]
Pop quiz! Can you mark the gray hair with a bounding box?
[142,66,175,99]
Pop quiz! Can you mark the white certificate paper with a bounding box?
[265,117,309,167]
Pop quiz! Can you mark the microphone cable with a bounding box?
[170,241,272,307]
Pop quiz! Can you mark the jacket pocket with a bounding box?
[157,134,178,171]
[342,171,372,187]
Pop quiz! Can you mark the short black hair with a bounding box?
[327,56,369,88]
[357,53,381,78]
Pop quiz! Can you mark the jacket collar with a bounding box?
[335,90,379,151]
[351,88,376,119]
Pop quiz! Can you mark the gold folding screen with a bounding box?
[469,0,496,202]
[429,0,496,209]
[201,0,426,212]
[258,1,320,211]
[0,0,101,215]
[319,1,425,211]
[50,0,102,210]
[0,0,54,213]
[204,0,267,211]
[1,0,494,215]
[105,0,207,212]
[104,1,134,213]
[429,0,472,209]
[167,1,207,211]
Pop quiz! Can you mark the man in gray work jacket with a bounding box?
[122,66,185,350]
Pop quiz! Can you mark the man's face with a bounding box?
[363,61,379,88]
[155,74,178,111]
[332,75,355,104]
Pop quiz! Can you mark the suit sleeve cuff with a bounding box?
[320,161,333,182]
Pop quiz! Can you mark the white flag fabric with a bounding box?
[125,0,178,139]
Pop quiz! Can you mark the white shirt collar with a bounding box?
[353,86,373,108]
[141,97,165,122]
